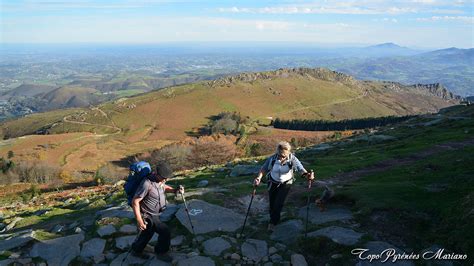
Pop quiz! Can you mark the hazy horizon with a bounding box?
[1,1,473,48]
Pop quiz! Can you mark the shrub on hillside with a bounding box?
[149,144,192,171]
[95,164,122,185]
[189,135,240,166]
[8,160,62,185]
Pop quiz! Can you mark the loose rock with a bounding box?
[291,254,308,266]
[203,237,231,256]
[241,239,268,263]
[0,229,35,252]
[307,226,364,246]
[80,238,106,258]
[115,235,137,250]
[97,224,116,237]
[230,165,261,177]
[171,235,186,246]
[119,224,137,234]
[270,220,303,244]
[30,234,84,266]
[177,256,215,266]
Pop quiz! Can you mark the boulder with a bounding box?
[175,200,245,234]
[80,238,106,258]
[307,226,364,246]
[0,229,35,251]
[30,233,84,266]
[270,220,303,244]
[230,165,261,177]
[203,237,231,256]
[291,254,308,266]
[97,224,116,237]
[115,235,136,250]
[177,256,215,266]
[298,205,353,225]
[171,235,186,246]
[119,224,137,234]
[197,180,209,187]
[241,239,268,263]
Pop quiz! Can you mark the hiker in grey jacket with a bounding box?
[254,141,314,231]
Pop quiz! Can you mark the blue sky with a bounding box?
[1,0,473,48]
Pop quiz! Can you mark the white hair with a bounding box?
[276,141,291,154]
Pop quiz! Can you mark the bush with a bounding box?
[95,164,122,185]
[188,135,240,166]
[150,144,192,171]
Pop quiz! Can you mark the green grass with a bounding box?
[338,146,474,254]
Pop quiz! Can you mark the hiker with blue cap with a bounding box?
[254,141,314,231]
[125,161,184,262]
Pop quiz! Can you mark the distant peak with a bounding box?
[369,42,402,48]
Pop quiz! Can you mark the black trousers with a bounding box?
[268,182,292,225]
[131,214,170,254]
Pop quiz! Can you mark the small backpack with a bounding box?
[124,161,152,205]
[267,153,295,172]
[266,153,297,184]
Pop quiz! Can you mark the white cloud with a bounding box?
[416,16,474,23]
[217,1,471,15]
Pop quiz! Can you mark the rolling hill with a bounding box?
[0,67,461,172]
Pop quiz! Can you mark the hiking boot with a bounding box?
[267,223,275,232]
[130,250,151,259]
[155,252,173,262]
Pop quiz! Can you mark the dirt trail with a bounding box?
[62,107,122,135]
[324,137,474,186]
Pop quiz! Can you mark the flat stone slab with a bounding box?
[97,206,134,219]
[307,226,363,246]
[203,237,231,256]
[270,219,303,244]
[355,241,415,266]
[30,233,84,266]
[115,235,136,250]
[298,205,353,225]
[80,238,106,258]
[97,224,116,237]
[238,194,268,214]
[175,200,245,234]
[119,224,137,234]
[0,229,35,251]
[230,165,261,177]
[177,256,215,266]
[241,239,268,263]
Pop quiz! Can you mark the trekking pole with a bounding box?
[240,185,257,237]
[305,170,314,238]
[180,191,197,240]
[121,221,146,266]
